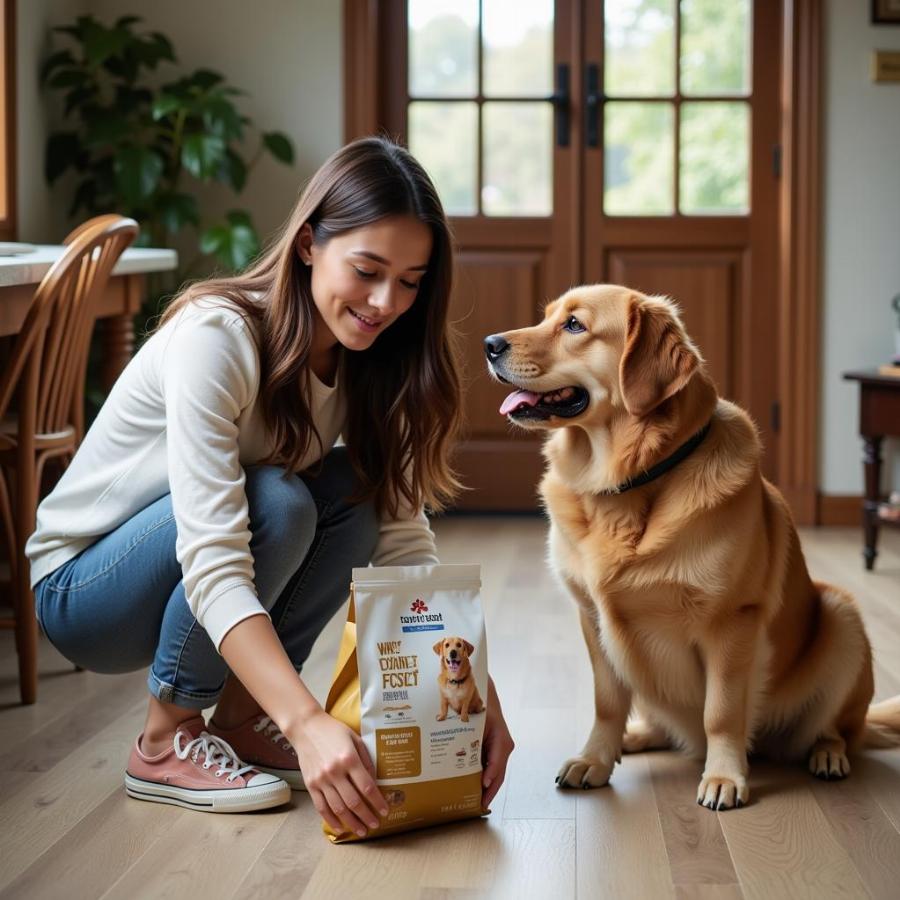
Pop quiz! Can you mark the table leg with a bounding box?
[862,434,883,571]
[99,312,135,392]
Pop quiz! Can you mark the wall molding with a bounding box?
[818,494,862,527]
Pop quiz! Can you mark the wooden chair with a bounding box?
[0,215,139,704]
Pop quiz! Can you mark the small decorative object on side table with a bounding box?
[843,369,900,570]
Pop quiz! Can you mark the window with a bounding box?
[602,0,751,216]
[406,0,555,217]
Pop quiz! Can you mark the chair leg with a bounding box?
[15,578,38,705]
[0,464,17,585]
[15,454,39,705]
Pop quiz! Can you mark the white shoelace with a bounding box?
[174,730,258,783]
[253,715,294,753]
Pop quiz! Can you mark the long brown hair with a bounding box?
[157,136,463,516]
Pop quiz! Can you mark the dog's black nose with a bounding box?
[484,334,509,361]
[449,649,458,658]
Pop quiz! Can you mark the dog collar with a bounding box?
[602,420,713,495]
[447,675,469,685]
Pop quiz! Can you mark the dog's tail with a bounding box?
[863,696,900,748]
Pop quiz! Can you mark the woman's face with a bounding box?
[297,215,433,353]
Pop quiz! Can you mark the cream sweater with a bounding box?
[26,298,439,650]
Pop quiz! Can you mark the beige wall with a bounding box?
[821,1,900,496]
[16,0,85,242]
[17,0,344,245]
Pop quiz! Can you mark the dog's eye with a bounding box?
[563,315,586,334]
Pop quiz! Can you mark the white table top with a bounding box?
[0,244,178,288]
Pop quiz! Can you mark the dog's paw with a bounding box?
[808,747,850,780]
[436,714,447,721]
[696,773,749,811]
[556,754,615,790]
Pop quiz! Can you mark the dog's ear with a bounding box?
[463,640,475,657]
[433,640,444,655]
[619,295,700,418]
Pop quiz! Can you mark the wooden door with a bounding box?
[582,0,782,480]
[345,0,784,508]
[369,0,579,509]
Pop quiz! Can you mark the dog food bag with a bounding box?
[323,564,489,842]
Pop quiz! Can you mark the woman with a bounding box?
[26,136,514,837]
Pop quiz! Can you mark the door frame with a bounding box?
[342,0,824,526]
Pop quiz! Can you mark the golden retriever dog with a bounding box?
[434,637,485,723]
[483,283,900,810]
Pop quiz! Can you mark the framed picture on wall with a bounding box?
[873,0,900,24]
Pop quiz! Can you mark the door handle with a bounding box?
[585,63,601,148]
[550,63,570,147]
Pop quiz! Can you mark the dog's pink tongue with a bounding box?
[500,390,541,416]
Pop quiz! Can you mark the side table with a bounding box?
[842,370,900,570]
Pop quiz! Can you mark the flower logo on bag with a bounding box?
[410,598,428,614]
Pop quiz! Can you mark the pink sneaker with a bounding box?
[208,713,305,791]
[125,715,290,813]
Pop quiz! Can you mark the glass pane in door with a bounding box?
[482,0,554,96]
[680,101,749,214]
[483,102,553,215]
[604,101,674,214]
[407,0,556,217]
[604,0,676,97]
[680,0,751,96]
[408,102,479,215]
[408,0,479,97]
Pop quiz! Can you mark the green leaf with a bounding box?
[134,32,176,69]
[226,209,253,227]
[157,193,199,232]
[226,221,260,269]
[68,178,97,218]
[200,224,229,255]
[45,132,81,183]
[200,216,260,270]
[218,148,247,192]
[63,86,93,117]
[181,133,226,179]
[192,69,225,90]
[83,20,129,66]
[201,95,244,141]
[132,231,156,248]
[150,33,176,63]
[40,50,77,87]
[152,92,182,121]
[114,15,142,29]
[83,114,132,147]
[262,131,294,165]
[47,68,89,89]
[113,146,164,205]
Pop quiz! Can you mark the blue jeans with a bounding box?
[33,449,379,709]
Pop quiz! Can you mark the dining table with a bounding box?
[0,243,178,389]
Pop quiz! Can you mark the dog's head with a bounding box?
[433,636,475,676]
[484,284,703,431]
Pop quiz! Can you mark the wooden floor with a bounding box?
[1,520,899,900]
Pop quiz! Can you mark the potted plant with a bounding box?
[41,13,295,311]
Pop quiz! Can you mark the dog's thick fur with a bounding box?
[434,637,485,723]
[487,284,900,810]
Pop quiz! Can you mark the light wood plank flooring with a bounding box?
[1,521,898,900]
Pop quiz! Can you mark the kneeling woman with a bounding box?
[26,137,514,838]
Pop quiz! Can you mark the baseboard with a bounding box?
[817,494,862,526]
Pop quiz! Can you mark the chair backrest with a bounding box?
[0,215,139,444]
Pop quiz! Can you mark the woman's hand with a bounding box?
[482,676,515,809]
[290,709,389,837]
